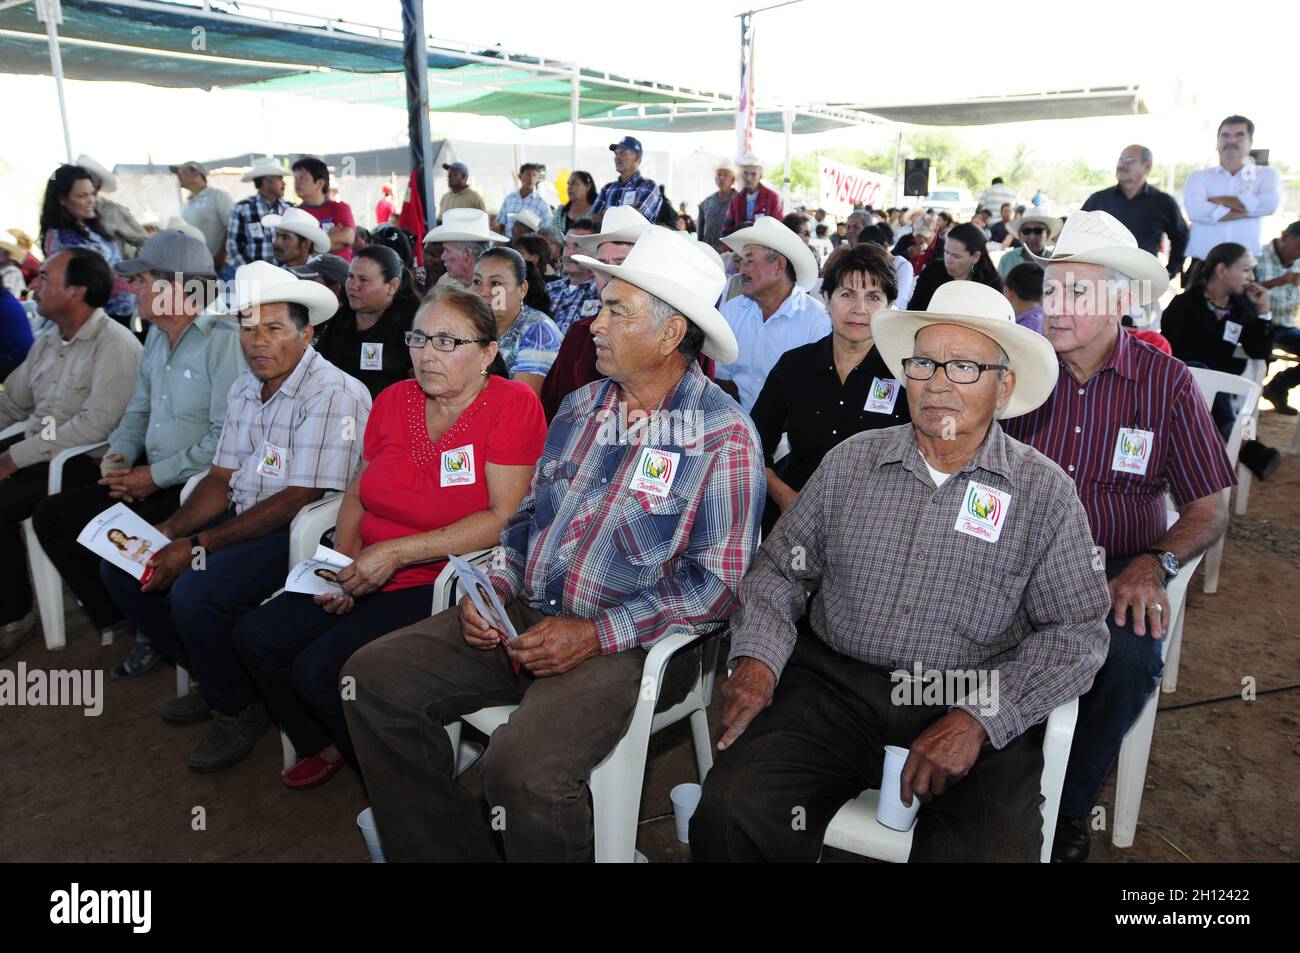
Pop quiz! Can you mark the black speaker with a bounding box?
[904,158,930,197]
[1250,148,1269,166]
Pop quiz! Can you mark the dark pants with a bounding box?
[343,601,695,862]
[32,478,182,630]
[231,585,436,761]
[99,512,289,714]
[1058,556,1166,819]
[690,635,1046,863]
[1267,326,1300,396]
[0,436,100,625]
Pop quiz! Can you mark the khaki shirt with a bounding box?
[437,187,487,219]
[0,309,143,469]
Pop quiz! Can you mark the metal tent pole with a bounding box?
[400,0,435,232]
[37,0,73,162]
[782,106,793,208]
[570,65,580,171]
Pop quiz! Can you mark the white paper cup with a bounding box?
[454,740,484,778]
[876,745,921,832]
[670,782,703,844]
[356,807,386,863]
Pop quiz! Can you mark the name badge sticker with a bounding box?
[580,299,601,317]
[360,342,383,371]
[864,377,901,414]
[1222,321,1243,345]
[954,480,1012,543]
[247,222,264,238]
[628,447,681,499]
[440,444,476,487]
[1111,427,1154,476]
[256,441,287,479]
[622,190,639,206]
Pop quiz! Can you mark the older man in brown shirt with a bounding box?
[690,282,1111,862]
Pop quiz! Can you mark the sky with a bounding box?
[3,0,1297,228]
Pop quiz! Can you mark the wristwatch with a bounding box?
[1144,549,1179,579]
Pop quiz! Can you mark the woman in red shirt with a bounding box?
[233,289,546,789]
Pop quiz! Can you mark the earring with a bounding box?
[480,367,488,376]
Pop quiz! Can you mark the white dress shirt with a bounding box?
[1184,160,1280,259]
[716,286,831,411]
[893,255,916,310]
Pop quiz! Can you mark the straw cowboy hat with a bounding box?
[571,205,652,254]
[1028,209,1169,306]
[261,207,331,255]
[573,226,739,364]
[737,152,764,169]
[241,156,287,182]
[75,154,117,192]
[722,214,820,292]
[0,236,22,258]
[1008,209,1063,241]
[216,260,339,326]
[872,281,1059,419]
[422,208,508,245]
[7,228,35,251]
[514,208,542,233]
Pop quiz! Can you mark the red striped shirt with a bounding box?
[1002,327,1235,559]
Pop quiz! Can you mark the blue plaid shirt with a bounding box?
[496,190,552,230]
[546,277,601,334]
[498,304,564,378]
[590,172,663,223]
[227,194,292,268]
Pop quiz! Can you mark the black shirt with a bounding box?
[907,258,1002,313]
[989,221,1011,244]
[313,297,418,399]
[1081,183,1189,277]
[1161,289,1273,375]
[750,334,911,493]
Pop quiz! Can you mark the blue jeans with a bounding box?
[100,512,289,715]
[1059,556,1166,819]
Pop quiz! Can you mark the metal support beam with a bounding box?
[36,0,72,161]
[400,0,434,233]
[570,65,579,171]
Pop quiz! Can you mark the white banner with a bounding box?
[818,156,891,216]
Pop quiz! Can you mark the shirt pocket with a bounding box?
[532,459,579,528]
[952,567,1030,645]
[612,490,689,568]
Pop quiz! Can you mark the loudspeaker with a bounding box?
[1250,149,1269,166]
[904,158,930,197]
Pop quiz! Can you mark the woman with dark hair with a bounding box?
[750,243,911,533]
[366,224,413,270]
[512,234,557,283]
[312,244,421,398]
[471,246,563,396]
[232,289,547,789]
[554,171,596,232]
[907,222,1001,312]
[39,165,135,323]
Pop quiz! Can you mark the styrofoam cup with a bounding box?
[876,745,921,832]
[670,782,703,844]
[356,807,386,863]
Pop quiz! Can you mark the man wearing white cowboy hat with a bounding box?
[716,214,829,411]
[227,156,291,269]
[76,153,151,260]
[692,280,1111,863]
[544,218,600,334]
[1002,209,1236,863]
[343,226,765,862]
[997,209,1062,279]
[511,208,542,242]
[172,161,235,274]
[723,153,783,237]
[697,159,738,251]
[262,207,330,270]
[100,259,371,773]
[423,208,508,295]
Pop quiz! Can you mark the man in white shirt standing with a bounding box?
[1183,115,1280,282]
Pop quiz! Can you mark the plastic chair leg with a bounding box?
[1201,536,1224,594]
[689,706,714,783]
[22,518,67,651]
[281,730,297,772]
[1113,686,1160,848]
[590,746,643,864]
[176,666,191,698]
[1234,464,1251,516]
[1161,607,1186,695]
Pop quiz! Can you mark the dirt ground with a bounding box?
[2,412,1297,864]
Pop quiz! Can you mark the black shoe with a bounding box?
[1262,385,1298,416]
[161,690,212,726]
[1051,814,1091,863]
[1239,439,1282,481]
[187,704,271,773]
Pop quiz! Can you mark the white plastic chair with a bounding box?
[1230,360,1268,516]
[1187,367,1262,594]
[822,698,1078,863]
[172,469,209,699]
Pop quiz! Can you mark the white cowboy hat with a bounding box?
[216,260,339,326]
[737,152,764,169]
[1028,209,1169,306]
[872,281,1059,419]
[164,216,206,244]
[571,205,652,254]
[573,226,739,364]
[75,154,117,192]
[0,237,21,258]
[423,208,508,244]
[722,215,819,292]
[241,156,287,182]
[261,207,331,255]
[138,208,161,228]
[514,208,542,233]
[1008,209,1063,241]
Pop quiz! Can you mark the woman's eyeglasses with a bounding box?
[404,331,491,351]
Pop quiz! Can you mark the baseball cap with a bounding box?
[443,161,470,175]
[609,136,643,155]
[169,160,208,177]
[289,254,350,287]
[114,230,215,277]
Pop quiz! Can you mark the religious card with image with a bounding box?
[284,544,354,596]
[449,554,517,640]
[77,503,172,581]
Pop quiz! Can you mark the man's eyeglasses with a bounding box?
[1020,226,1047,236]
[404,331,491,351]
[902,357,1006,384]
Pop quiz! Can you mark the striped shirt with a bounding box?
[1255,239,1300,328]
[497,304,564,378]
[1002,326,1235,559]
[487,362,765,654]
[495,189,552,231]
[213,348,372,514]
[589,172,663,224]
[227,193,292,268]
[546,276,601,334]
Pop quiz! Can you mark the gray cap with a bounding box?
[115,230,215,277]
[169,160,208,177]
[289,254,350,286]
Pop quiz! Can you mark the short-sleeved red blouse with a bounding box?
[359,375,547,590]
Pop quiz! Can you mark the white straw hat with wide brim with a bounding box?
[570,205,653,254]
[1028,209,1169,306]
[573,226,738,364]
[241,156,287,182]
[514,208,542,232]
[1008,209,1063,241]
[422,208,508,244]
[215,260,339,326]
[722,215,820,292]
[261,207,331,255]
[164,216,206,244]
[75,154,117,192]
[872,281,1060,419]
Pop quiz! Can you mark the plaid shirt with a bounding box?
[1255,239,1300,328]
[728,422,1111,749]
[590,172,663,223]
[487,362,765,654]
[226,194,292,268]
[546,277,601,334]
[213,348,372,513]
[495,189,552,230]
[498,305,564,377]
